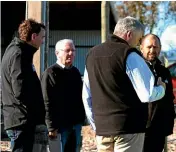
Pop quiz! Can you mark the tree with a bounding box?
[115,1,176,34]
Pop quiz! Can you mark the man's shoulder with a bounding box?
[41,64,57,80]
[156,59,168,71]
[45,64,58,73]
[88,42,129,57]
[6,40,22,52]
[126,48,142,60]
[90,43,104,50]
[72,66,81,75]
[155,60,171,78]
[5,43,21,57]
[160,65,171,76]
[2,44,22,66]
[87,43,103,56]
[127,47,141,55]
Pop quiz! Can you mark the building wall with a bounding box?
[1,1,116,74]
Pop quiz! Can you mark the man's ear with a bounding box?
[55,51,59,56]
[140,45,143,53]
[126,31,132,40]
[31,33,37,41]
[159,45,162,50]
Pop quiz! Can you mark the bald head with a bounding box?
[141,34,161,46]
[140,34,161,62]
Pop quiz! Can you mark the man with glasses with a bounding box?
[41,39,85,152]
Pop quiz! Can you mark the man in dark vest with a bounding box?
[140,34,175,152]
[82,16,166,152]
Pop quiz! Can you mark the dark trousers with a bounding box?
[64,129,76,152]
[143,132,166,152]
[6,124,36,152]
[60,124,82,152]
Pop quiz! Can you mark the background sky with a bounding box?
[155,2,176,63]
[152,2,176,53]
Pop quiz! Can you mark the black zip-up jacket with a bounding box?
[146,59,175,136]
[1,37,45,130]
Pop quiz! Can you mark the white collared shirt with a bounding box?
[56,60,72,69]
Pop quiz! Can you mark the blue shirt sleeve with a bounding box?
[126,52,165,103]
[82,68,96,131]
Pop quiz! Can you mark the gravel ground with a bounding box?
[1,120,176,152]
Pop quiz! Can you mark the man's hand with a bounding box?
[48,129,58,139]
[157,77,166,90]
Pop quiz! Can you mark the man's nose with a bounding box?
[150,47,155,53]
[68,51,73,55]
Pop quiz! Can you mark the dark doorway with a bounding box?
[1,1,26,59]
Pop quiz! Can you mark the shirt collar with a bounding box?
[56,60,73,69]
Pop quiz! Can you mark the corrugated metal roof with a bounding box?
[49,30,101,46]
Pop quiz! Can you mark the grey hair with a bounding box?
[113,16,144,36]
[55,39,75,52]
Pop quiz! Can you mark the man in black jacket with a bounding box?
[140,34,175,152]
[1,19,46,152]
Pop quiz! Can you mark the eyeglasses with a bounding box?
[59,49,76,53]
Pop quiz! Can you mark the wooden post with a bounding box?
[101,1,110,43]
[44,2,49,71]
[25,1,47,77]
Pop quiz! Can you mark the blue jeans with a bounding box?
[6,125,35,152]
[61,124,82,152]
